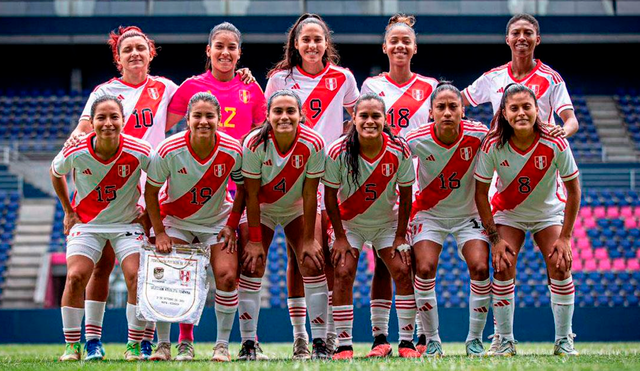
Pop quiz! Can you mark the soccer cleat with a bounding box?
[149,342,171,361]
[332,345,354,360]
[140,340,154,360]
[238,340,257,361]
[416,334,427,354]
[175,341,195,361]
[487,334,501,355]
[424,340,444,357]
[465,339,486,357]
[366,334,392,358]
[59,342,82,361]
[84,339,105,361]
[492,338,517,357]
[292,337,311,360]
[326,332,337,355]
[255,342,269,360]
[554,334,579,356]
[124,341,142,361]
[398,340,422,358]
[211,343,231,362]
[311,338,331,360]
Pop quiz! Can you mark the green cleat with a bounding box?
[59,342,82,361]
[465,338,486,357]
[124,341,142,361]
[424,340,444,357]
[554,334,579,356]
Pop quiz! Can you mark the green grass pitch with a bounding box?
[1,342,639,370]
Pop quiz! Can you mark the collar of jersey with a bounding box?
[507,59,541,83]
[185,130,219,164]
[384,73,417,89]
[508,131,540,155]
[87,132,124,165]
[359,132,388,164]
[205,70,241,90]
[270,125,301,158]
[431,121,465,149]
[117,76,149,89]
[295,62,331,79]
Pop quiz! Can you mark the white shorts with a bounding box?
[494,214,564,234]
[150,221,224,247]
[318,183,326,212]
[239,208,303,231]
[410,214,489,260]
[66,223,145,264]
[328,225,397,255]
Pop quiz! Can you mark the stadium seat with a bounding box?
[606,208,620,219]
[583,259,597,271]
[627,259,640,271]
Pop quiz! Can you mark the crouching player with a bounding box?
[323,93,420,359]
[405,83,491,357]
[145,92,244,362]
[474,84,580,356]
[51,95,152,361]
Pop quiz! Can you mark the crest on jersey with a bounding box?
[460,147,473,161]
[179,270,191,285]
[147,87,159,100]
[412,89,424,101]
[292,155,304,169]
[528,84,540,96]
[382,163,394,177]
[239,89,251,104]
[214,164,226,177]
[325,78,338,91]
[118,164,130,178]
[534,155,547,170]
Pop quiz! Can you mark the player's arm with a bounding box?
[325,186,355,267]
[300,177,323,270]
[558,109,579,138]
[550,177,581,272]
[462,94,471,107]
[144,182,172,253]
[166,112,184,132]
[241,177,265,273]
[475,180,514,273]
[393,185,412,265]
[50,169,80,235]
[64,119,92,148]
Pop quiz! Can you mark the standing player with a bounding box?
[144,92,244,362]
[359,13,438,355]
[65,26,177,361]
[266,13,359,356]
[323,93,420,360]
[474,84,580,356]
[52,96,152,361]
[238,90,328,360]
[406,83,491,357]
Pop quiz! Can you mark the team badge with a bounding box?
[153,267,164,280]
[325,78,338,91]
[214,164,226,177]
[147,87,159,100]
[382,163,394,177]
[534,155,547,170]
[528,84,540,97]
[180,270,191,285]
[460,147,473,161]
[118,164,130,178]
[292,155,304,169]
[412,89,424,101]
[239,89,251,104]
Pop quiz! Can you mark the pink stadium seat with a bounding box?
[584,218,597,229]
[572,259,583,271]
[594,248,609,260]
[580,249,593,259]
[621,206,633,218]
[577,239,590,250]
[573,227,586,238]
[583,259,597,271]
[579,207,592,218]
[637,249,640,259]
[606,207,620,219]
[598,259,611,271]
[574,218,583,228]
[624,218,638,229]
[634,207,640,218]
[613,258,626,271]
[593,206,606,219]
[627,259,640,271]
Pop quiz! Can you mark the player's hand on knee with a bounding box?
[391,236,412,266]
[491,239,514,273]
[301,239,325,271]
[154,232,173,253]
[218,226,237,253]
[236,68,256,84]
[64,132,88,148]
[63,212,81,235]
[242,241,265,274]
[549,237,572,272]
[330,237,355,268]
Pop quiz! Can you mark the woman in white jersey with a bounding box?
[51,95,152,362]
[360,13,439,356]
[64,26,178,360]
[323,93,420,360]
[474,84,581,357]
[145,92,244,362]
[239,90,329,360]
[266,13,360,356]
[406,83,491,357]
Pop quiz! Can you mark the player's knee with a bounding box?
[333,265,355,284]
[468,261,490,280]
[66,270,90,291]
[215,270,237,291]
[415,260,437,278]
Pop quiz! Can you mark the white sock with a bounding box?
[395,295,417,342]
[287,297,308,341]
[414,276,440,342]
[156,321,171,344]
[333,305,354,347]
[238,275,262,342]
[327,291,336,337]
[303,274,329,340]
[214,290,239,346]
[143,322,155,343]
[370,299,391,337]
[549,276,575,341]
[126,303,146,344]
[415,312,424,337]
[492,278,515,341]
[61,306,84,344]
[467,278,491,342]
[84,300,105,341]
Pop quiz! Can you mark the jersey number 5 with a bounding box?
[365,183,377,201]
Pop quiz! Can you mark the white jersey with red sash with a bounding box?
[80,76,178,149]
[147,130,243,232]
[51,133,152,229]
[406,120,489,219]
[474,130,579,221]
[265,64,359,145]
[322,133,415,229]
[361,73,438,137]
[242,125,325,215]
[462,60,573,125]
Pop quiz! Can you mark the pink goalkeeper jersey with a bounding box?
[168,72,266,140]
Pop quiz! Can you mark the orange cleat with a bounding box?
[416,344,427,355]
[366,343,392,358]
[332,346,354,360]
[416,334,427,355]
[399,346,422,358]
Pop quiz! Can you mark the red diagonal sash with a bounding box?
[387,78,434,134]
[74,152,140,223]
[303,69,346,128]
[259,143,311,204]
[339,151,399,221]
[491,142,555,214]
[161,151,235,219]
[123,79,167,138]
[412,135,481,218]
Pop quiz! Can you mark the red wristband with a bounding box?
[226,211,241,230]
[248,226,262,242]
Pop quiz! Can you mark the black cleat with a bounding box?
[238,340,257,361]
[311,338,331,360]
